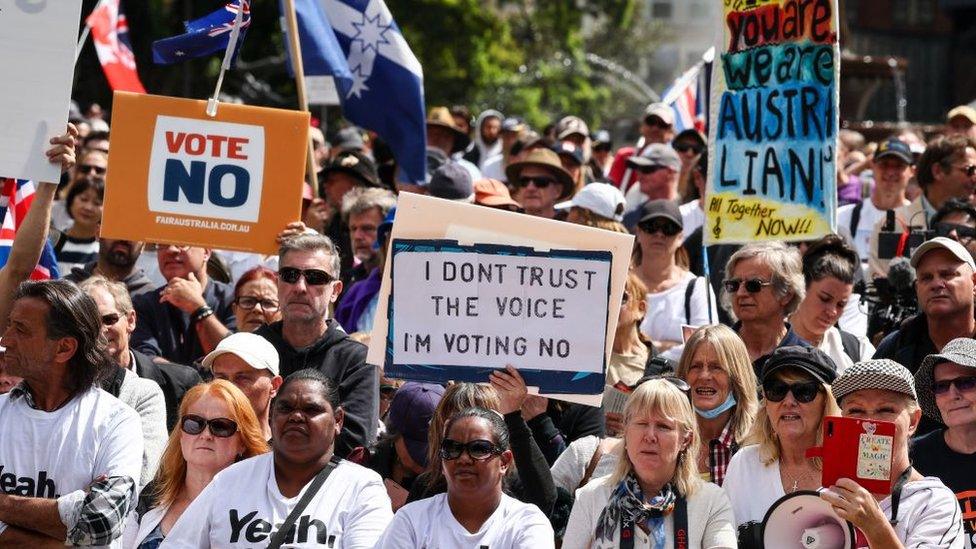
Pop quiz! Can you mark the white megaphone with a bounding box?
[761,491,855,549]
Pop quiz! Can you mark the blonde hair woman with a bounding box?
[122,380,269,548]
[723,346,840,536]
[563,379,736,548]
[675,325,758,485]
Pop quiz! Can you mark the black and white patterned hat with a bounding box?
[832,359,917,404]
[915,338,976,423]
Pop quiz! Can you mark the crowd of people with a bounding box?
[4,99,976,548]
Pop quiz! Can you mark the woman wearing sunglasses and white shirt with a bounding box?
[122,380,269,549]
[723,346,840,543]
[377,407,554,548]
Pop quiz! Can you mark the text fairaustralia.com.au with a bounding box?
[154,215,251,233]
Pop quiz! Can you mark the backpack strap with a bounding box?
[684,277,698,326]
[839,329,861,363]
[578,442,606,490]
[849,201,864,237]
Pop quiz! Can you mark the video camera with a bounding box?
[876,210,931,260]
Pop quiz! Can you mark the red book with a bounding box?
[807,416,896,495]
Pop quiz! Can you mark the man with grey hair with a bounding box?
[341,187,396,287]
[722,241,810,377]
[256,232,378,456]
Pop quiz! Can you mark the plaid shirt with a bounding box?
[8,383,136,546]
[707,420,738,486]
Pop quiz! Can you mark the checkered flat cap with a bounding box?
[832,359,917,403]
[915,338,976,423]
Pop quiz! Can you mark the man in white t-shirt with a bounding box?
[837,138,913,267]
[0,280,143,546]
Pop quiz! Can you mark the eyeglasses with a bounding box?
[440,439,503,461]
[933,375,976,395]
[762,379,822,403]
[723,278,773,294]
[637,219,681,237]
[180,414,239,438]
[77,164,107,176]
[163,244,193,253]
[644,116,671,129]
[279,267,336,286]
[673,142,703,154]
[935,222,976,242]
[955,165,976,178]
[101,313,122,326]
[235,296,280,312]
[515,176,556,189]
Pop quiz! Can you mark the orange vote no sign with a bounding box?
[101,92,310,254]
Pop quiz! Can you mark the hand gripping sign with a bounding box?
[101,92,309,254]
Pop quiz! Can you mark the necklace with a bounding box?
[781,463,817,493]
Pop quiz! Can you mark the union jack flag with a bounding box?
[662,47,714,135]
[87,0,146,93]
[0,180,60,280]
[152,1,251,65]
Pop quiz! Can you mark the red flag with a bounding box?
[87,0,146,93]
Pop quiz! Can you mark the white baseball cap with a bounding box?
[909,236,976,271]
[202,332,280,376]
[556,182,626,222]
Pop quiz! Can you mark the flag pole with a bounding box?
[206,3,246,118]
[76,0,110,64]
[282,0,319,197]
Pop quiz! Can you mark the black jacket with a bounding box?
[256,319,378,457]
[132,349,202,431]
[872,313,936,374]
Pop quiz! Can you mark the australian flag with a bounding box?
[152,1,250,65]
[0,180,59,280]
[284,0,427,183]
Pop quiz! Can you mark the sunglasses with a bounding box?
[955,165,976,178]
[440,439,503,461]
[235,296,280,312]
[644,117,671,129]
[77,164,107,175]
[635,165,668,175]
[279,267,336,286]
[673,142,703,154]
[637,219,681,237]
[101,312,122,326]
[762,379,822,403]
[933,375,976,395]
[723,278,773,294]
[180,414,239,438]
[621,291,630,305]
[515,176,557,189]
[935,222,976,241]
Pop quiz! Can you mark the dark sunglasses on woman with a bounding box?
[672,142,703,154]
[279,267,336,286]
[933,375,976,395]
[440,439,503,461]
[514,176,557,189]
[722,278,773,294]
[762,379,821,403]
[637,219,681,237]
[180,414,239,438]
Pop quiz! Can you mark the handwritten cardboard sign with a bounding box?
[705,0,839,244]
[386,239,611,394]
[367,193,634,405]
[0,1,82,183]
[101,92,309,253]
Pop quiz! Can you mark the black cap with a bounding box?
[761,345,838,384]
[428,162,473,201]
[637,199,682,227]
[319,150,380,188]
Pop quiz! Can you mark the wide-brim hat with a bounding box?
[915,338,976,423]
[505,148,576,200]
[319,150,381,189]
[426,106,471,153]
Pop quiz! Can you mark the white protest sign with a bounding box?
[0,0,82,182]
[388,241,611,393]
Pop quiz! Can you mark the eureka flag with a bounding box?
[285,0,427,184]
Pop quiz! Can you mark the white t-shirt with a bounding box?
[375,492,554,549]
[639,271,718,360]
[866,476,964,548]
[837,199,886,266]
[562,475,736,549]
[722,445,785,528]
[816,326,875,375]
[161,454,392,548]
[680,200,705,240]
[0,387,143,546]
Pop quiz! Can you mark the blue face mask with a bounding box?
[694,391,736,419]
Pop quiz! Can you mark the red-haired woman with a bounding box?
[122,380,269,548]
[232,266,281,332]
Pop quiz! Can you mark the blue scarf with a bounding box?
[594,473,676,548]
